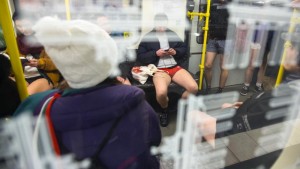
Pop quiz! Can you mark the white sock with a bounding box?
[244,83,250,87]
[256,83,262,87]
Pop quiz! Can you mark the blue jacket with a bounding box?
[137,29,187,66]
[15,84,161,169]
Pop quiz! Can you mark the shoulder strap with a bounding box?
[45,92,62,155]
[90,114,125,166]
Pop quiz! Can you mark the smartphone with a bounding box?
[164,48,170,51]
[20,57,29,66]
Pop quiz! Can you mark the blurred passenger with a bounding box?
[282,1,300,83]
[205,0,230,94]
[0,54,21,118]
[283,43,300,82]
[96,14,123,37]
[13,12,62,94]
[239,27,267,96]
[15,17,161,169]
[137,13,198,127]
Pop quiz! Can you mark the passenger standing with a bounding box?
[205,0,230,94]
[282,42,300,83]
[137,13,198,127]
[15,17,161,169]
[239,25,267,95]
[281,10,300,83]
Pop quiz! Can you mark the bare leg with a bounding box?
[257,62,266,84]
[153,71,171,109]
[205,52,217,87]
[219,55,228,88]
[116,76,131,85]
[27,78,53,95]
[172,69,198,99]
[244,47,259,84]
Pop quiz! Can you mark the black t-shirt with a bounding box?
[208,1,230,39]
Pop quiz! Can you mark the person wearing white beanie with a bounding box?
[15,17,161,169]
[33,16,121,89]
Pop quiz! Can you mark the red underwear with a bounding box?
[158,66,182,77]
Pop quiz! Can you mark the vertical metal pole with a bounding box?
[0,0,28,100]
[65,0,71,20]
[198,0,211,90]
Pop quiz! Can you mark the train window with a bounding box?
[1,0,300,169]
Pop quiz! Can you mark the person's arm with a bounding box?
[26,50,58,71]
[222,102,243,109]
[283,46,300,72]
[36,50,58,71]
[168,32,187,60]
[137,41,159,65]
[170,41,187,59]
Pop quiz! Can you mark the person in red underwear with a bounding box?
[137,13,198,127]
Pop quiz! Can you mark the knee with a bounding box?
[205,63,213,70]
[247,65,255,71]
[156,91,168,100]
[221,67,228,72]
[186,82,198,94]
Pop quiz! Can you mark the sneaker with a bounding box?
[204,87,211,95]
[240,85,249,96]
[255,85,264,92]
[216,87,223,93]
[160,113,169,127]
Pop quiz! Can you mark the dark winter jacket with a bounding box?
[137,29,187,67]
[15,84,161,169]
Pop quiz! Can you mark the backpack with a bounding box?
[227,90,291,135]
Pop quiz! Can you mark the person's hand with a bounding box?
[283,45,300,72]
[284,46,299,66]
[166,48,176,56]
[156,49,169,57]
[27,58,38,67]
[221,102,243,109]
[291,0,300,9]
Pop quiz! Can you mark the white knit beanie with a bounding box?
[32,17,119,89]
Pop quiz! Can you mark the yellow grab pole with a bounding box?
[198,0,211,90]
[275,8,298,87]
[187,0,211,90]
[0,0,28,100]
[65,0,71,20]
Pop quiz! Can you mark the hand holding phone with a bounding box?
[20,57,29,65]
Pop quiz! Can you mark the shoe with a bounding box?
[255,85,264,92]
[216,87,223,93]
[240,85,249,96]
[160,113,169,127]
[204,87,211,95]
